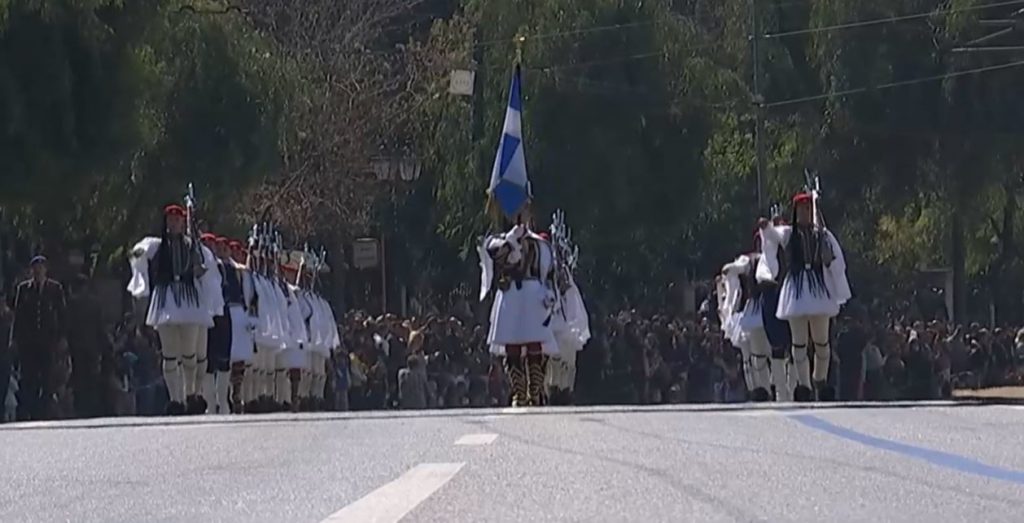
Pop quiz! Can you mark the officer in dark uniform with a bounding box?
[11,255,68,420]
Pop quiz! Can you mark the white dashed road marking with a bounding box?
[455,433,498,446]
[320,462,464,523]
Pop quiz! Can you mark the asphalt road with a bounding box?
[1,401,1023,523]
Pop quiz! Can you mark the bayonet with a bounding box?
[803,168,823,229]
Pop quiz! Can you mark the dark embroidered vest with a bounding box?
[493,235,544,292]
[152,235,200,308]
[784,225,832,298]
[222,262,244,306]
[737,253,761,311]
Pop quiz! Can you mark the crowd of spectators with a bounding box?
[335,310,496,411]
[578,308,1024,405]
[4,282,1024,421]
[324,303,1024,411]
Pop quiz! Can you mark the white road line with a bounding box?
[320,462,464,523]
[499,407,529,414]
[454,433,498,446]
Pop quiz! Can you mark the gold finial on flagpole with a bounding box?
[514,33,526,65]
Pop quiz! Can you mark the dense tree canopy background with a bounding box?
[4,0,1024,323]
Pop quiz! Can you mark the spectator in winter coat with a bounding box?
[4,375,17,422]
[398,354,430,409]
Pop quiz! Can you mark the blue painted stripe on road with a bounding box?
[791,414,1024,485]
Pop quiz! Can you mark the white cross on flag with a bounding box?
[488,65,530,218]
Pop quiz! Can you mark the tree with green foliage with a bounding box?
[7,0,1024,323]
[400,0,1024,322]
[0,0,288,276]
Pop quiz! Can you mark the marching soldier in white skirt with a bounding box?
[277,261,309,412]
[292,260,317,411]
[197,234,230,414]
[720,229,776,402]
[759,189,851,401]
[201,236,251,414]
[309,292,339,410]
[128,204,219,415]
[544,211,590,405]
[247,228,287,412]
[479,211,560,407]
[227,239,257,413]
[294,252,337,411]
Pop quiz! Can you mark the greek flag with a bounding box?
[488,65,530,218]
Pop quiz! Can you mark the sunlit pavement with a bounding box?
[2,402,1023,522]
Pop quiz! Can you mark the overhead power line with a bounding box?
[474,20,656,50]
[470,1,1024,71]
[527,51,667,71]
[764,58,1024,108]
[525,39,729,72]
[764,0,1024,39]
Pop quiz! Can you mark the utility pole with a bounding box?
[471,25,489,233]
[471,31,485,173]
[946,9,1024,323]
[751,0,767,214]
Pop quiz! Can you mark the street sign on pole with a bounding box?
[449,69,475,96]
[352,238,380,269]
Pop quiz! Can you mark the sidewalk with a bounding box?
[953,386,1024,402]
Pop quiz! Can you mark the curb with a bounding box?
[0,399,1017,432]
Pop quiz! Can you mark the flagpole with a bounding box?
[514,33,525,227]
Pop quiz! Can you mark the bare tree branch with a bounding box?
[231,0,428,243]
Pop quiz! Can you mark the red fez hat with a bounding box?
[228,240,243,250]
[792,192,813,205]
[164,204,186,217]
[538,232,550,240]
[200,232,218,242]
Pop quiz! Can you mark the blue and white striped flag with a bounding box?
[488,65,530,218]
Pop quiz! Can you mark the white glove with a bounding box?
[506,232,523,264]
[543,292,556,310]
[511,224,526,240]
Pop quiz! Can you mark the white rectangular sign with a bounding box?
[448,69,475,96]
